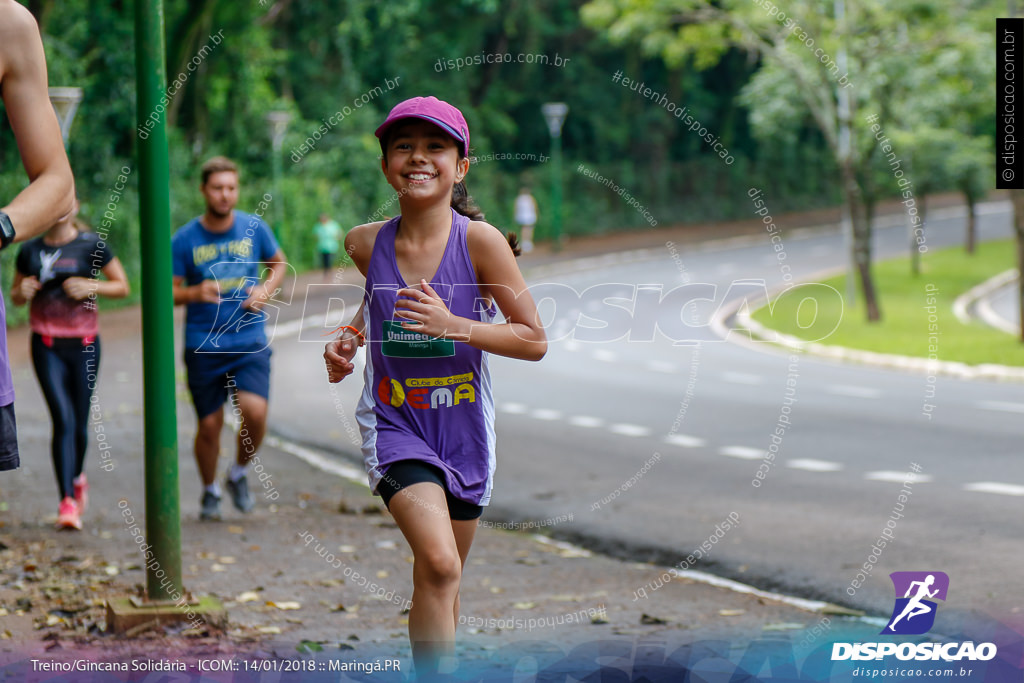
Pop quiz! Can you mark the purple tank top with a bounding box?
[0,294,14,406]
[356,209,497,505]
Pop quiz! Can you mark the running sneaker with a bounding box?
[73,474,88,511]
[225,475,254,513]
[56,497,82,531]
[199,491,222,521]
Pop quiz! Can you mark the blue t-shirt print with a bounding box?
[171,212,281,352]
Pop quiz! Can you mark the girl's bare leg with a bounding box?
[450,518,478,628]
[389,483,463,679]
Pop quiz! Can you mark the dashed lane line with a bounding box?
[719,446,765,460]
[569,415,605,428]
[977,400,1024,414]
[865,471,933,484]
[964,482,1024,497]
[722,372,762,385]
[609,423,652,437]
[787,459,843,472]
[664,434,706,448]
[826,385,882,399]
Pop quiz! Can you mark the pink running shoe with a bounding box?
[73,474,88,511]
[56,497,82,531]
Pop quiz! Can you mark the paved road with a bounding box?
[267,201,1021,619]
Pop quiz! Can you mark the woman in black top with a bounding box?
[11,201,129,530]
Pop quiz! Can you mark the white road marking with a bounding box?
[569,415,604,428]
[826,385,881,399]
[787,459,843,472]
[664,434,706,448]
[265,436,366,483]
[647,360,677,373]
[977,400,1024,414]
[592,349,617,363]
[609,423,651,437]
[722,372,762,385]
[501,403,529,414]
[964,482,1024,497]
[531,409,562,421]
[720,446,765,460]
[865,471,933,484]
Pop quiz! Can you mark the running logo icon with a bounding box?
[883,571,949,635]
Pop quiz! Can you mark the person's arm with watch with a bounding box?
[0,1,76,251]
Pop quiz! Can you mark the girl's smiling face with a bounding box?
[382,120,468,203]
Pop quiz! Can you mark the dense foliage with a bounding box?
[1,0,994,323]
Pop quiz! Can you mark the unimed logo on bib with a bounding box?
[883,571,949,635]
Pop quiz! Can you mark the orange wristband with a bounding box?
[339,325,365,345]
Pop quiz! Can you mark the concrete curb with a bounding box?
[953,269,1019,335]
[714,273,1024,384]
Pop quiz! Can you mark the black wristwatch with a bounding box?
[0,212,14,250]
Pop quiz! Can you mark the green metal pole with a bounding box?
[552,135,563,251]
[135,0,182,601]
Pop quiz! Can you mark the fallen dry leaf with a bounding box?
[267,601,301,611]
[640,614,670,625]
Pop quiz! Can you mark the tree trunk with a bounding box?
[911,194,926,276]
[1013,189,1024,343]
[965,192,977,254]
[843,160,881,321]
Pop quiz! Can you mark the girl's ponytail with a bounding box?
[452,181,522,257]
[451,181,484,221]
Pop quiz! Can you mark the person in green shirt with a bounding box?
[313,213,343,281]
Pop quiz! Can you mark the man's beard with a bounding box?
[206,204,232,219]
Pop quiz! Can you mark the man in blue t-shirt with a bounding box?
[172,156,287,521]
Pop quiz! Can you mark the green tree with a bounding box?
[582,0,994,322]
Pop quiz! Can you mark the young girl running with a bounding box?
[11,200,130,529]
[324,96,546,677]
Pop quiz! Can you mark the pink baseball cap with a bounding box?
[375,96,470,156]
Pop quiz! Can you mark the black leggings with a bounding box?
[31,334,99,499]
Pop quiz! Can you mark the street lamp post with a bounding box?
[541,102,568,251]
[265,111,292,240]
[48,87,84,148]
